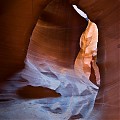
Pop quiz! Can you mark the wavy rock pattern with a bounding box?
[0,0,119,120]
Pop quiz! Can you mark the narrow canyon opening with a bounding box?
[21,4,100,90]
[0,0,119,120]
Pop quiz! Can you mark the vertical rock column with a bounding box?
[74,20,100,85]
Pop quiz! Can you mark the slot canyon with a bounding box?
[0,0,119,120]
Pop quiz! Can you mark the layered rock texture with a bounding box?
[0,0,119,120]
[74,20,100,85]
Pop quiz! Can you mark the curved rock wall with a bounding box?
[0,0,53,81]
[0,0,119,119]
[70,0,120,119]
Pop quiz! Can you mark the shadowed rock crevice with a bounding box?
[0,0,119,120]
[16,85,61,99]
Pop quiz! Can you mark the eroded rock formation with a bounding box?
[0,0,119,120]
[74,20,100,86]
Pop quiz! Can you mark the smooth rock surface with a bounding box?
[0,0,119,120]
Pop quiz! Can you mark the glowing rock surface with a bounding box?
[0,0,119,120]
[74,20,100,85]
[19,19,99,119]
